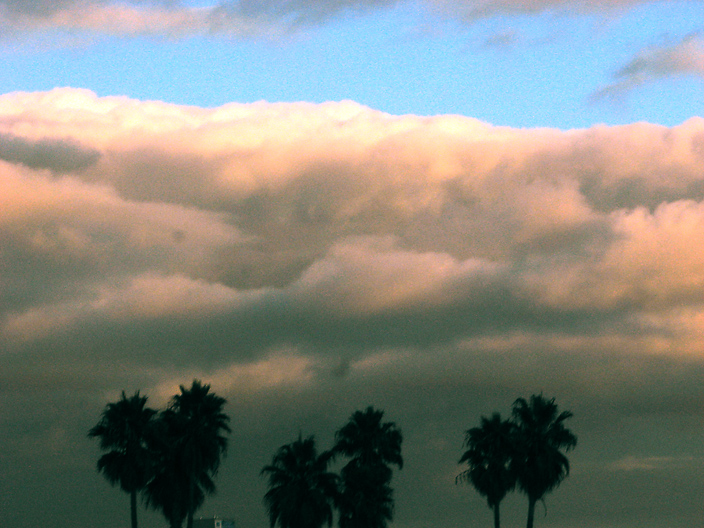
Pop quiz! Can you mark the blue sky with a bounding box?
[1,0,703,128]
[2,2,704,528]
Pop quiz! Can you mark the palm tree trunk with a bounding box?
[526,497,536,528]
[130,489,138,528]
[186,475,195,528]
[493,502,500,528]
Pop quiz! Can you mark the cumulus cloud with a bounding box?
[3,89,704,361]
[593,34,704,100]
[4,89,704,528]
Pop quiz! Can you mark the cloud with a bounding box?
[429,0,653,21]
[609,455,697,471]
[3,90,704,362]
[0,0,278,38]
[593,34,704,100]
[4,89,704,528]
[0,132,100,172]
[0,0,404,39]
[0,0,692,39]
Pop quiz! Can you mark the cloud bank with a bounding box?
[5,88,704,363]
[3,89,704,528]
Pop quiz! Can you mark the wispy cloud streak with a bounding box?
[0,0,696,38]
[593,34,704,100]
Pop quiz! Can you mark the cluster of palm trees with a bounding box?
[261,406,403,528]
[90,387,573,528]
[89,380,230,528]
[457,394,577,528]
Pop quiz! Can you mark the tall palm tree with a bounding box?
[457,413,516,528]
[143,409,209,528]
[334,406,403,470]
[88,390,157,528]
[333,407,403,528]
[336,461,394,528]
[511,395,577,528]
[261,435,339,528]
[144,380,230,528]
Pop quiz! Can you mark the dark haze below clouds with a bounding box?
[2,90,704,528]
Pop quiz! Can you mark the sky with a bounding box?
[1,1,704,528]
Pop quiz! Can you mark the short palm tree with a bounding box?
[457,413,516,528]
[333,407,403,528]
[511,395,577,528]
[261,435,339,528]
[88,391,157,528]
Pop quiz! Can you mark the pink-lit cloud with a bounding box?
[3,89,704,354]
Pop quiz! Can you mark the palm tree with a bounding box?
[333,407,403,528]
[511,395,577,528]
[88,390,157,528]
[457,413,516,528]
[144,409,212,528]
[261,435,339,528]
[334,406,403,470]
[336,461,394,528]
[144,380,230,528]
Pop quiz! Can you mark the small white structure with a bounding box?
[193,516,235,528]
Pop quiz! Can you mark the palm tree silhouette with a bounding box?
[335,462,394,528]
[144,380,230,528]
[143,409,208,528]
[457,413,516,528]
[88,390,157,528]
[333,407,403,528]
[511,395,577,528]
[261,435,339,528]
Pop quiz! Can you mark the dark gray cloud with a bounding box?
[0,0,78,16]
[0,132,100,172]
[230,0,399,26]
